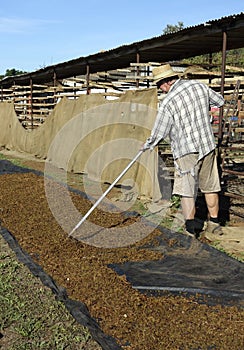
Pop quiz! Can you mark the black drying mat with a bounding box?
[0,159,37,175]
[110,228,244,307]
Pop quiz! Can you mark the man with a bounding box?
[143,64,225,239]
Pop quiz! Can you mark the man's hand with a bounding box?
[140,138,154,151]
[140,142,149,152]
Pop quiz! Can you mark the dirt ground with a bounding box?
[0,150,244,350]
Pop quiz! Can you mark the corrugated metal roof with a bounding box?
[1,12,244,88]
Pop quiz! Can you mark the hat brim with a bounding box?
[154,72,179,84]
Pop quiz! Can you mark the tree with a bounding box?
[182,48,244,67]
[5,68,27,77]
[163,21,184,34]
[0,68,27,80]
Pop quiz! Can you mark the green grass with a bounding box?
[0,152,23,167]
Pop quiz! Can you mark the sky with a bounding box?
[0,0,243,75]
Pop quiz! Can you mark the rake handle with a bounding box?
[69,150,144,236]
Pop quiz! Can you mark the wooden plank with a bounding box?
[102,92,122,97]
[130,62,152,67]
[14,102,55,107]
[53,93,82,98]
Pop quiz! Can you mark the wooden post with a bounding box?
[218,29,227,143]
[86,64,90,94]
[74,76,77,99]
[53,69,57,104]
[147,65,150,88]
[30,77,34,129]
[136,52,140,88]
[208,52,212,85]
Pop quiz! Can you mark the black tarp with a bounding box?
[110,228,244,307]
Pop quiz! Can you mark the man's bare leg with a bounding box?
[181,196,195,220]
[204,192,219,218]
[204,192,222,235]
[181,196,196,236]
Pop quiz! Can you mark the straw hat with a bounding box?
[152,64,179,84]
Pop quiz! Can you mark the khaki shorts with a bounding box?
[173,150,221,197]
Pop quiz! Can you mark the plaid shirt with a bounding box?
[146,79,225,160]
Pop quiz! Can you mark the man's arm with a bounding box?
[142,105,172,150]
[209,88,225,108]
